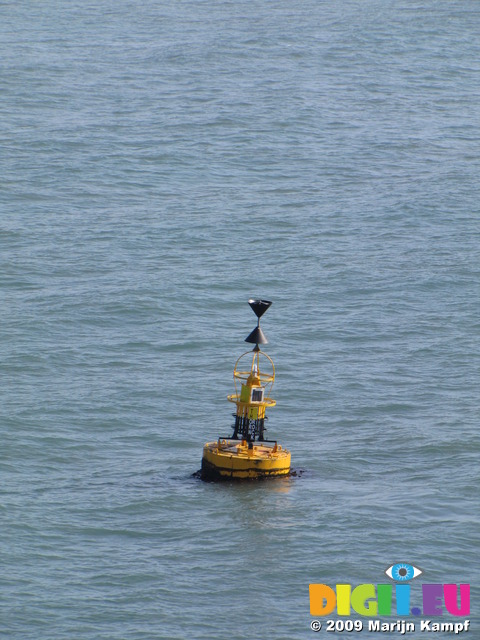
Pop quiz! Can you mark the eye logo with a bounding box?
[385,563,423,582]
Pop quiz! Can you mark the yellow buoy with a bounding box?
[201,299,291,481]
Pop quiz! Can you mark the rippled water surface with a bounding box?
[2,1,479,638]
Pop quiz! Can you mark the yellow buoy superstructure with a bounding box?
[201,299,291,480]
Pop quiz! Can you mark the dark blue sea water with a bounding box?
[1,1,479,638]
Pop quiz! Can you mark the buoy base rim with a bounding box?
[201,439,291,481]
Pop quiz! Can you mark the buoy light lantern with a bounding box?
[201,299,291,480]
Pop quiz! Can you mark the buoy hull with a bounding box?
[201,440,291,481]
